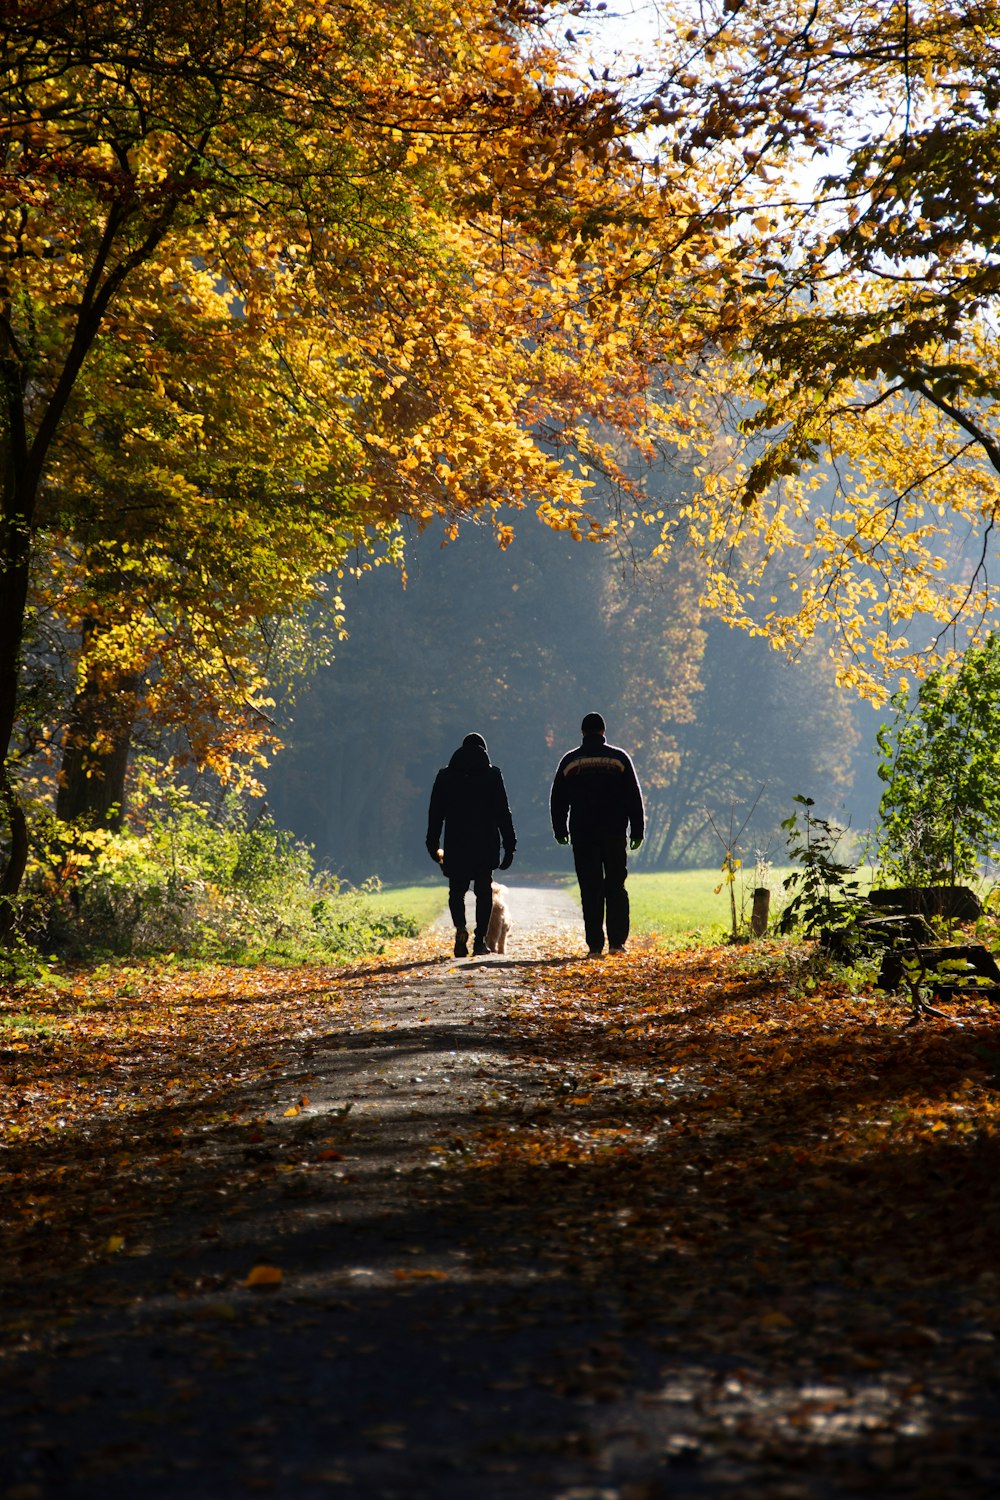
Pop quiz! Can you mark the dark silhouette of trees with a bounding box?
[267,521,869,879]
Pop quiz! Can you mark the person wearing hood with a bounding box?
[550,712,644,956]
[426,733,516,957]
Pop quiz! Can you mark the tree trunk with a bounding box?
[0,772,29,943]
[56,634,138,831]
[56,708,135,830]
[751,886,770,937]
[0,454,37,943]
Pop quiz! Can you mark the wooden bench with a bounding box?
[867,886,982,922]
[861,886,1000,1019]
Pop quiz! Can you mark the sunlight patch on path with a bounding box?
[430,881,583,959]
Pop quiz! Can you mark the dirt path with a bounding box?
[0,885,629,1500]
[429,880,583,948]
[3,887,999,1499]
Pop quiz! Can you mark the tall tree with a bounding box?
[876,636,1000,885]
[1,0,730,928]
[645,619,860,868]
[600,508,709,844]
[630,0,1000,695]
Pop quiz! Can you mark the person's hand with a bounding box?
[629,836,643,851]
[499,849,514,870]
[555,834,570,846]
[427,844,444,865]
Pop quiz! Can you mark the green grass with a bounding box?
[368,869,798,942]
[627,868,794,940]
[362,880,448,931]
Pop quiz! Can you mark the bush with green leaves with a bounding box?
[778,795,867,943]
[876,636,1000,887]
[773,795,885,997]
[19,770,418,963]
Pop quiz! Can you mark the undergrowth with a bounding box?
[6,778,417,972]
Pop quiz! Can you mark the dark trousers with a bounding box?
[572,833,629,952]
[448,867,493,941]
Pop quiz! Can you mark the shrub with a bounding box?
[778,796,867,945]
[876,636,1000,886]
[16,772,418,963]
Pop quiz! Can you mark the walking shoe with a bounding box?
[609,944,626,954]
[454,928,469,957]
[587,947,604,957]
[472,938,489,956]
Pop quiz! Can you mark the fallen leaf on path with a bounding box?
[242,1264,283,1288]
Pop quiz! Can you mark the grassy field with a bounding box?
[362,880,449,932]
[367,869,795,942]
[627,868,793,940]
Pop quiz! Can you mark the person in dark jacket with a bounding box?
[550,712,644,956]
[426,733,516,957]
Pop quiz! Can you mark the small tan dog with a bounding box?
[485,882,510,954]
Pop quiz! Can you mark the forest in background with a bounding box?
[267,510,884,881]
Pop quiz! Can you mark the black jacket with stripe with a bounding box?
[550,733,644,843]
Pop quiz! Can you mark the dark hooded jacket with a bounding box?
[550,732,644,842]
[426,736,516,876]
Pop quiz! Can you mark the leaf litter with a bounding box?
[1,926,999,1496]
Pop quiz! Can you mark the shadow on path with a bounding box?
[2,889,998,1499]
